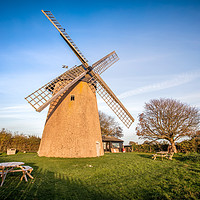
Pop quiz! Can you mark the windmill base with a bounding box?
[38,81,104,158]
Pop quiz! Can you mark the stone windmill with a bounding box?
[25,10,134,158]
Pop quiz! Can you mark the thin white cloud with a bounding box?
[118,71,200,99]
[0,104,47,119]
[0,105,31,111]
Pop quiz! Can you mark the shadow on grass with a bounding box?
[1,166,176,200]
[1,153,199,200]
[0,164,119,200]
[137,153,153,160]
[173,153,200,163]
[0,163,173,200]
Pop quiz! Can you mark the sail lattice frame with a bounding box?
[25,65,85,111]
[42,10,88,66]
[25,10,135,128]
[88,73,134,128]
[92,51,119,75]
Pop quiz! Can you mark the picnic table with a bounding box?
[152,151,174,160]
[0,162,33,186]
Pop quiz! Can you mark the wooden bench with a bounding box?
[165,152,174,160]
[10,165,34,182]
[20,166,34,182]
[7,148,16,155]
[152,151,174,160]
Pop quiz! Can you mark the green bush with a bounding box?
[0,128,40,153]
[177,138,200,153]
[131,139,200,154]
[175,152,200,162]
[131,142,168,153]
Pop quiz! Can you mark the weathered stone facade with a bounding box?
[38,81,104,158]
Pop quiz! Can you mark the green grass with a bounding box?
[0,152,199,200]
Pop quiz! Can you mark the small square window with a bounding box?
[71,95,75,101]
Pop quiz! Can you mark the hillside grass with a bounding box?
[0,152,199,200]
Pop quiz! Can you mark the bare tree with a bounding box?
[99,111,123,138]
[136,98,200,153]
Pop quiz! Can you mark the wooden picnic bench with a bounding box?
[152,151,174,160]
[10,165,34,182]
[0,162,34,186]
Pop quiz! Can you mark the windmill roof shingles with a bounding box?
[102,136,124,142]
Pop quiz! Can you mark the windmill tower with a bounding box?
[25,10,134,158]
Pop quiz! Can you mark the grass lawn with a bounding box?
[0,152,199,200]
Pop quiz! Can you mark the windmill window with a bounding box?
[71,95,75,101]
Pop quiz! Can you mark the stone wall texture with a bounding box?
[38,81,104,158]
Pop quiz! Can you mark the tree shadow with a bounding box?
[1,166,174,200]
[0,164,120,200]
[173,153,200,162]
[1,154,198,200]
[137,153,153,160]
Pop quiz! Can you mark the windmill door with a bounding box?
[96,141,100,157]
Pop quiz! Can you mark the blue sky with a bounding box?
[0,0,200,144]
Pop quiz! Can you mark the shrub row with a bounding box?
[0,129,41,153]
[1,128,199,154]
[131,139,200,153]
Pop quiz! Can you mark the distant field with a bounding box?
[0,152,199,200]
